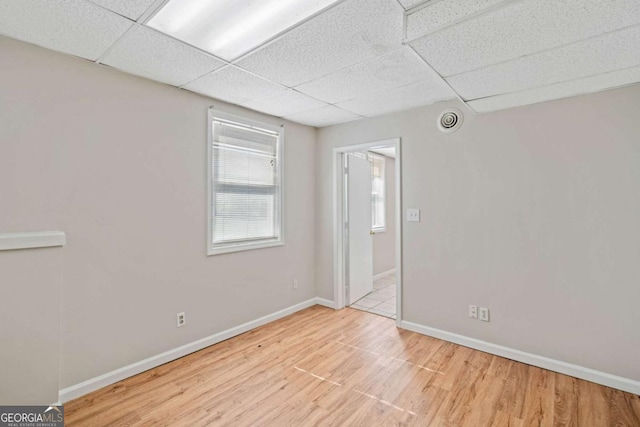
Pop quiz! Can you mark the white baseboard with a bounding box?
[59,298,323,403]
[373,268,396,281]
[315,298,336,309]
[399,320,640,396]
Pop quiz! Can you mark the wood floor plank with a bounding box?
[554,373,579,426]
[609,389,640,426]
[457,361,509,426]
[65,306,640,426]
[519,365,556,427]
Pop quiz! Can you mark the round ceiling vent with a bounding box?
[437,108,463,133]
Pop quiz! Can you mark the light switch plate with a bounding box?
[407,208,420,222]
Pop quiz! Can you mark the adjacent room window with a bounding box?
[208,110,283,255]
[368,153,385,232]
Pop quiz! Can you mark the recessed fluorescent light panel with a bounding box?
[147,0,341,61]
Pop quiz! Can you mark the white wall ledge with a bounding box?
[0,231,66,251]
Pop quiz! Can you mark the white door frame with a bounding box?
[332,138,403,325]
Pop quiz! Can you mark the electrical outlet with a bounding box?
[479,307,490,322]
[293,279,298,290]
[177,312,186,328]
[468,305,478,319]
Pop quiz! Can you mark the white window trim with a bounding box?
[207,109,285,256]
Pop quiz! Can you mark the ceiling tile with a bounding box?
[242,90,327,117]
[399,0,428,9]
[405,0,508,41]
[0,0,132,61]
[101,25,225,86]
[183,66,285,105]
[295,47,438,104]
[448,25,640,100]
[467,65,640,112]
[236,0,404,87]
[336,79,455,117]
[285,105,362,127]
[410,0,640,76]
[89,0,156,20]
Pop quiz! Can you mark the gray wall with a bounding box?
[372,157,396,276]
[0,247,62,404]
[317,86,640,382]
[0,36,317,390]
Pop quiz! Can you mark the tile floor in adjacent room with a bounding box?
[350,274,396,318]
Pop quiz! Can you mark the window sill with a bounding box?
[0,231,66,251]
[207,239,283,256]
[372,228,386,234]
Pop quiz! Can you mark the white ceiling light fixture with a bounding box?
[146,0,342,61]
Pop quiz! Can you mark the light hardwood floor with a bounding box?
[65,306,640,426]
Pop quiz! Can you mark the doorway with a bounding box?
[333,139,402,322]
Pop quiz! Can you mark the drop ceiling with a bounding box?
[1,0,639,127]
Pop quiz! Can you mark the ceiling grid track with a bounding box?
[406,44,476,113]
[444,21,640,80]
[403,0,525,43]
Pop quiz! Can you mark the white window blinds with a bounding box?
[210,114,283,253]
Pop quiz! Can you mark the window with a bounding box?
[208,110,283,255]
[368,153,385,231]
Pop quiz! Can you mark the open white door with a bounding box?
[346,154,373,305]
